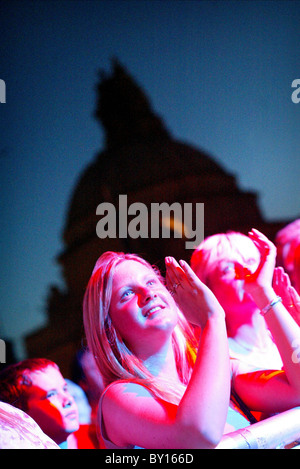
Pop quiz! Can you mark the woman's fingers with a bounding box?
[244,228,276,289]
[165,257,186,295]
[249,229,277,264]
[178,259,201,288]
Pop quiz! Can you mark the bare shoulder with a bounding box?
[102,380,166,416]
[101,381,178,448]
[104,380,154,400]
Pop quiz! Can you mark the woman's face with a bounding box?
[108,260,178,357]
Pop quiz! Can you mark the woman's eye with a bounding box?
[147,278,159,287]
[121,289,134,300]
[221,264,235,275]
[245,259,257,268]
[46,390,56,399]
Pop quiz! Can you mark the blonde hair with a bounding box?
[83,251,197,403]
[191,231,260,288]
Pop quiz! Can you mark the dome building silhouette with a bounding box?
[26,61,281,375]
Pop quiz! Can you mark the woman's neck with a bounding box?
[142,338,181,385]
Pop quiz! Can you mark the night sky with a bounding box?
[0,0,299,359]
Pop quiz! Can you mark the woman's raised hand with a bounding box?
[165,256,224,329]
[273,266,300,324]
[243,228,277,297]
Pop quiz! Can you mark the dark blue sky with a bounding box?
[0,0,299,358]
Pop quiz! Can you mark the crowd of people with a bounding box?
[0,219,299,449]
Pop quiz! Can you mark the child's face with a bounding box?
[26,365,79,445]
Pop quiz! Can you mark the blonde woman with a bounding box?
[83,230,300,449]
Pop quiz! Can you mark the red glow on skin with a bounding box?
[25,366,79,445]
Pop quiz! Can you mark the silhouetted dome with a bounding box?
[95,59,170,148]
[64,61,234,239]
[26,60,272,377]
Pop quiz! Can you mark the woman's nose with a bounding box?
[141,288,157,303]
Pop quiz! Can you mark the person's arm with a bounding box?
[101,259,231,449]
[166,258,231,447]
[233,229,300,414]
[176,307,231,447]
[273,266,300,325]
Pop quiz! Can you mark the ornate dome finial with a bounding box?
[94,59,170,148]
